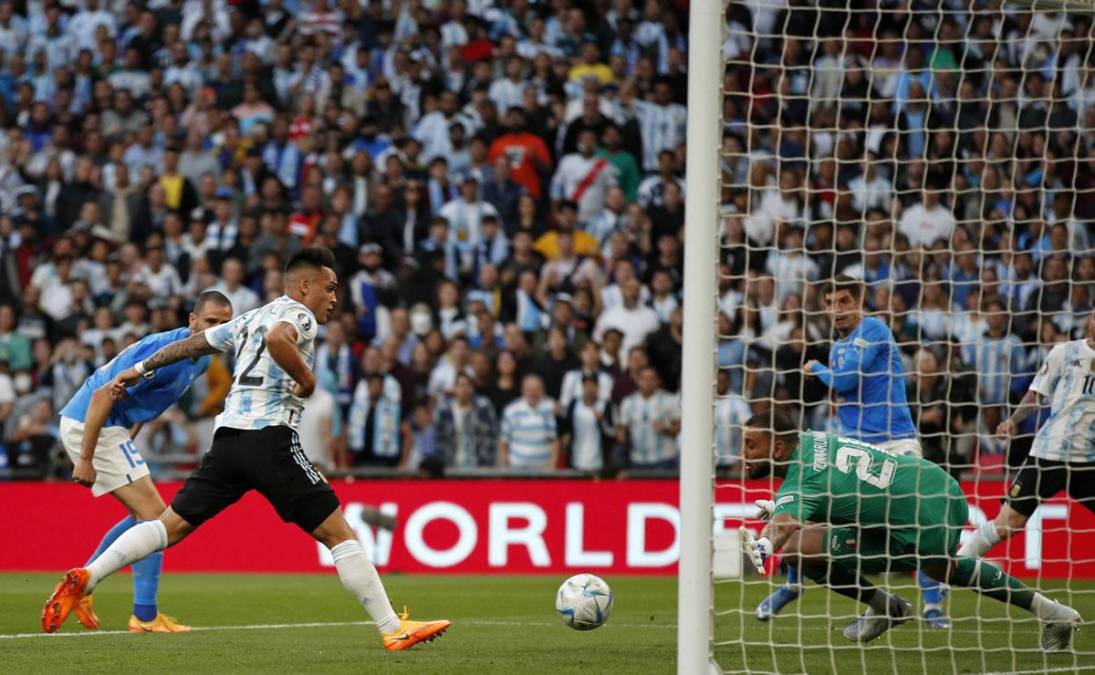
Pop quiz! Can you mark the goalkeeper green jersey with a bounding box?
[770,430,965,530]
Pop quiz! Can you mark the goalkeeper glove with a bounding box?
[754,499,776,520]
[739,526,773,574]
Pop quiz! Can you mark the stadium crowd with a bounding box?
[0,0,1092,480]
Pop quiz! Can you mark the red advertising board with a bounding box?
[0,480,1092,578]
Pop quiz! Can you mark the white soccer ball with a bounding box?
[555,573,613,630]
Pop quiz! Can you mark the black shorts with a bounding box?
[1006,456,1095,518]
[171,425,340,533]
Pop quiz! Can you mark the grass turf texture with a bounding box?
[0,573,1092,673]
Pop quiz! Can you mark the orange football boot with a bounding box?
[73,594,101,630]
[41,568,91,633]
[381,607,450,651]
[128,612,192,633]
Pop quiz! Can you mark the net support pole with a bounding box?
[678,0,721,673]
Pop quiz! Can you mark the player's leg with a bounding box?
[781,525,912,643]
[879,437,950,627]
[754,565,802,621]
[109,477,193,632]
[309,507,451,650]
[923,558,1082,650]
[42,430,243,633]
[958,456,1063,558]
[253,426,448,650]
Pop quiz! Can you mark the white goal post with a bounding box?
[678,0,723,673]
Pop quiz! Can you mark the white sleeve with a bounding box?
[204,313,248,353]
[0,374,15,404]
[1030,344,1065,399]
[273,303,318,344]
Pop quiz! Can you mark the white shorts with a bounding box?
[875,437,923,458]
[60,417,150,497]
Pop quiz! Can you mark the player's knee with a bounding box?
[159,508,194,546]
[998,506,1028,536]
[311,510,356,548]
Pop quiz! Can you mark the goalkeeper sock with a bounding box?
[951,558,1034,611]
[917,570,943,610]
[86,520,168,592]
[785,565,802,590]
[330,540,401,634]
[957,520,1001,558]
[84,516,137,567]
[131,550,163,621]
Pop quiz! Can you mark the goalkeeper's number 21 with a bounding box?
[834,445,896,489]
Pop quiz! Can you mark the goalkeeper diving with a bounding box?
[739,407,1081,649]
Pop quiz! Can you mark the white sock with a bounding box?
[957,520,1001,558]
[86,520,168,592]
[330,540,400,634]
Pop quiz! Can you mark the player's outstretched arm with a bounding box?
[997,390,1041,437]
[72,384,117,487]
[265,322,316,398]
[110,331,221,396]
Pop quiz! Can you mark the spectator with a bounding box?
[347,372,403,467]
[534,327,578,401]
[428,334,475,401]
[488,107,552,200]
[617,366,680,470]
[499,373,558,469]
[299,369,340,472]
[562,374,616,473]
[349,243,398,343]
[897,182,957,249]
[594,277,660,355]
[207,257,260,316]
[551,128,618,223]
[714,369,751,466]
[0,303,31,370]
[963,298,1028,405]
[559,340,614,411]
[434,372,499,469]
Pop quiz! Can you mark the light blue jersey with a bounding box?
[812,316,917,444]
[60,327,210,428]
[1028,339,1095,463]
[205,295,318,431]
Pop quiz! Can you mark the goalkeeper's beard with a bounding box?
[744,458,771,480]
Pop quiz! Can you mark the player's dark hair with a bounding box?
[745,407,799,450]
[819,274,863,301]
[285,247,338,278]
[193,290,232,314]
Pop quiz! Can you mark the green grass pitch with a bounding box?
[1,572,1094,673]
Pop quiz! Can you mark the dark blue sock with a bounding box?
[85,516,138,566]
[786,565,801,588]
[131,551,163,621]
[918,570,943,605]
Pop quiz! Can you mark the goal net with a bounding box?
[679,0,1095,672]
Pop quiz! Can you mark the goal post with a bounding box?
[681,0,1095,671]
[677,0,723,673]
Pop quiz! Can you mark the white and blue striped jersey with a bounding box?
[962,333,1028,405]
[500,398,557,468]
[622,100,687,171]
[1029,339,1095,463]
[619,390,680,465]
[205,295,318,432]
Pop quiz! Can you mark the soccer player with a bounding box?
[958,310,1095,558]
[59,290,233,632]
[756,275,950,627]
[42,248,450,650]
[738,409,1081,648]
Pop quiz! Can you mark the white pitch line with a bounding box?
[0,618,676,640]
[985,667,1095,675]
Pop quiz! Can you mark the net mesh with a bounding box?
[711,1,1095,671]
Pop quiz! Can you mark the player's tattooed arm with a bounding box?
[109,333,219,397]
[998,390,1041,437]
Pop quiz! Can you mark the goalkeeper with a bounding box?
[739,408,1081,649]
[757,274,949,627]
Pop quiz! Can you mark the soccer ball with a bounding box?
[555,573,613,630]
